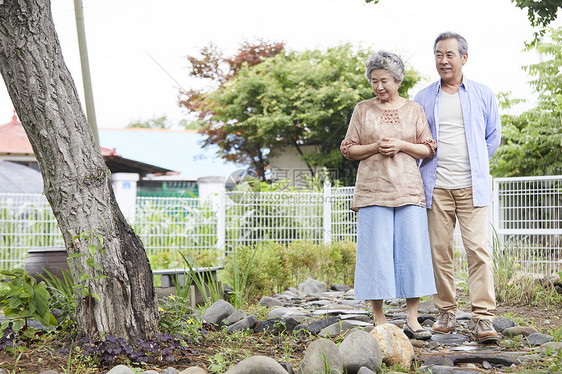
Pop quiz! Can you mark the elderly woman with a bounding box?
[341,51,436,340]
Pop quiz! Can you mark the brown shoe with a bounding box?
[432,311,456,333]
[475,318,500,343]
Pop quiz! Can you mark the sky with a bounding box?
[0,0,559,129]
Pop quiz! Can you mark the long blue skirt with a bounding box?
[354,205,436,300]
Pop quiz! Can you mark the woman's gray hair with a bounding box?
[433,31,468,56]
[364,51,405,83]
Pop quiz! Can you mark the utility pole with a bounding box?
[74,0,99,145]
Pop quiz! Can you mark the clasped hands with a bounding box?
[378,137,403,157]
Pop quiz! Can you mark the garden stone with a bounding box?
[106,365,135,374]
[259,296,284,308]
[224,355,288,374]
[296,316,341,334]
[202,299,235,325]
[226,314,258,333]
[456,311,472,320]
[418,300,438,314]
[179,368,207,374]
[38,371,59,374]
[525,332,553,346]
[339,329,382,374]
[369,323,414,368]
[319,320,352,337]
[502,326,539,337]
[417,366,483,374]
[141,371,159,374]
[279,361,295,374]
[420,356,455,366]
[0,370,7,374]
[298,278,327,295]
[543,342,562,351]
[286,287,306,297]
[492,316,515,332]
[255,317,299,333]
[300,338,344,374]
[222,309,247,326]
[330,283,350,292]
[431,333,470,346]
[160,368,177,374]
[267,307,309,322]
[357,368,376,374]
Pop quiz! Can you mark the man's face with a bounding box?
[434,38,467,84]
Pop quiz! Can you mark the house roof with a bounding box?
[0,114,173,176]
[98,128,244,179]
[0,160,43,193]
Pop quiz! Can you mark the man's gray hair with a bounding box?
[433,31,468,56]
[364,50,405,83]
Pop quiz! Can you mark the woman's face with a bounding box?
[370,69,400,102]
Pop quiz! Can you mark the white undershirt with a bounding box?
[435,90,472,189]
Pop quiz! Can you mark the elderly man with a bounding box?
[414,31,502,343]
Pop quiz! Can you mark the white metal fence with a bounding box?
[492,176,562,274]
[0,176,560,275]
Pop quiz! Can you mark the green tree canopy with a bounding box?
[491,27,562,177]
[180,43,421,184]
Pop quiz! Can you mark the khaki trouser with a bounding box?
[427,187,496,319]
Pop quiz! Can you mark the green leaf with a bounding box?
[80,274,90,282]
[88,244,97,257]
[86,257,95,267]
[8,297,21,309]
[11,319,25,333]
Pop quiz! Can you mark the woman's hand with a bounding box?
[378,137,404,157]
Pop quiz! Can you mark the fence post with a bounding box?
[217,188,226,252]
[491,176,500,254]
[323,180,332,244]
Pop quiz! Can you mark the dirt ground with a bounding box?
[0,300,560,373]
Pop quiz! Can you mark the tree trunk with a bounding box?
[0,0,159,342]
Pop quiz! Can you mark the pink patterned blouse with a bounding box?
[341,98,436,211]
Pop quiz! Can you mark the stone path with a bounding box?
[30,277,562,374]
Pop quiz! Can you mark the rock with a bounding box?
[224,355,288,374]
[298,278,327,295]
[106,365,135,374]
[430,333,470,346]
[279,361,295,374]
[339,329,382,374]
[525,332,553,346]
[492,316,515,332]
[502,326,539,337]
[160,368,177,374]
[369,323,414,368]
[202,299,236,325]
[543,342,562,351]
[357,368,377,374]
[222,309,247,326]
[267,307,309,322]
[456,311,472,320]
[142,371,159,374]
[300,338,344,374]
[179,367,207,374]
[319,320,352,337]
[259,296,284,308]
[255,317,298,333]
[38,371,59,374]
[330,283,351,292]
[226,315,258,333]
[296,316,341,334]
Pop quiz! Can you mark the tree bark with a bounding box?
[0,0,159,342]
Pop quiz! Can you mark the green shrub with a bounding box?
[221,241,356,302]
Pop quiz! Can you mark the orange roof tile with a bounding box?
[0,113,119,157]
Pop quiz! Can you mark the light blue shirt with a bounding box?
[414,78,501,209]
